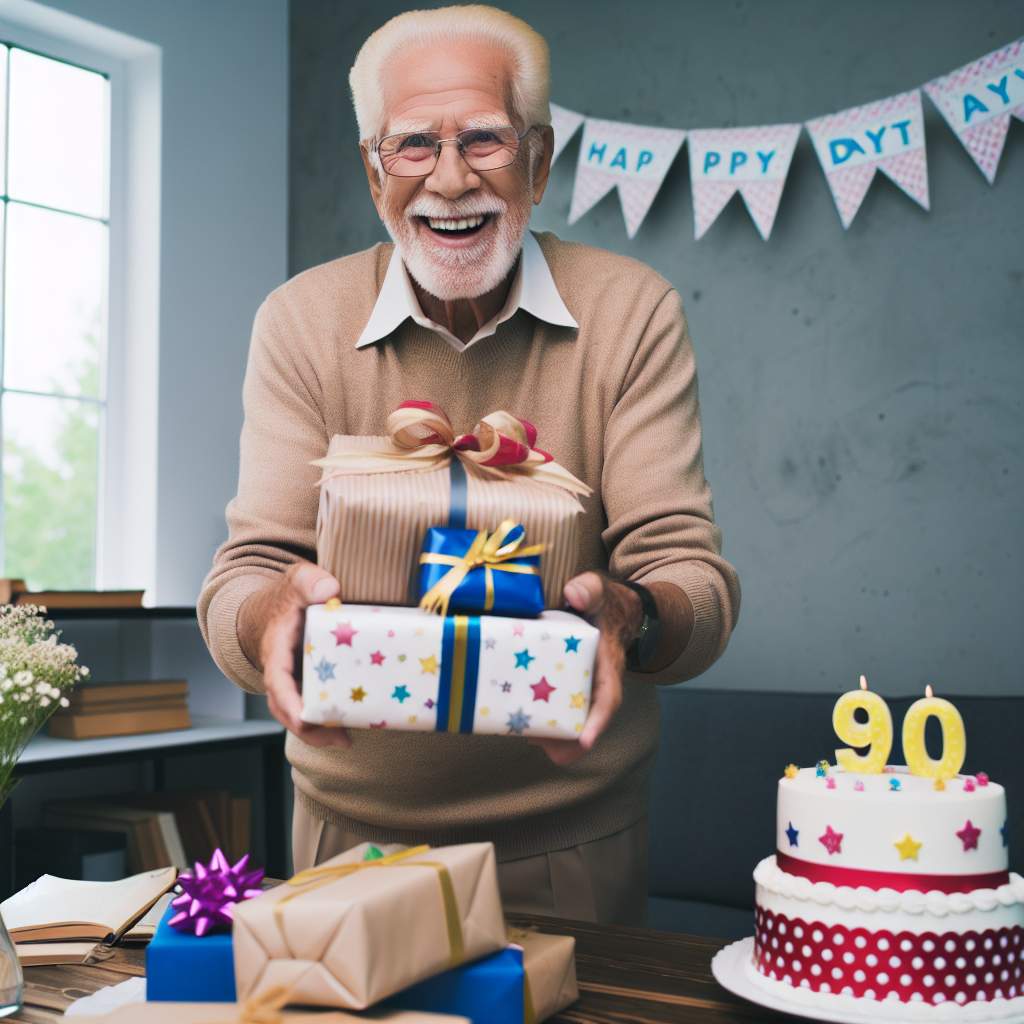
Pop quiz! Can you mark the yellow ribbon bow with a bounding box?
[418,519,546,618]
[310,402,592,499]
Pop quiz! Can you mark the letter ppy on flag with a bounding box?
[568,118,686,238]
[805,89,929,229]
[687,124,801,240]
[924,37,1024,184]
[549,102,585,165]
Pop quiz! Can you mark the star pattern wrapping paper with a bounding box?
[300,604,598,739]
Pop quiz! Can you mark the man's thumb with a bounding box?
[311,575,340,602]
[290,563,340,604]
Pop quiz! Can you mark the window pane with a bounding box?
[0,47,7,195]
[4,202,106,398]
[7,47,108,219]
[2,391,99,590]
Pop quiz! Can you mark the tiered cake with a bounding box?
[753,764,1024,1013]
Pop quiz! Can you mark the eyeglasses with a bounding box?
[371,125,536,178]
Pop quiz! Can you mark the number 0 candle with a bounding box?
[832,674,893,774]
[902,684,966,781]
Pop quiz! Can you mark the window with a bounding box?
[0,40,110,590]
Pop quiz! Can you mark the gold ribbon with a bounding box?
[508,926,538,1024]
[418,519,545,618]
[311,403,592,499]
[270,845,465,969]
[196,983,294,1024]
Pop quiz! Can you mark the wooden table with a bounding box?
[10,912,782,1023]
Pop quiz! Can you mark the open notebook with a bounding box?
[2,865,177,943]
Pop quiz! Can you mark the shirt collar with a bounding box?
[354,229,578,350]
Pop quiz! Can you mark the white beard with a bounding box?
[379,166,535,302]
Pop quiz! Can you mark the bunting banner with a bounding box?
[549,36,1016,240]
[923,37,1024,184]
[686,123,801,240]
[804,89,929,229]
[567,117,686,238]
[549,102,585,165]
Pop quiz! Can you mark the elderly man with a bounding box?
[198,3,740,925]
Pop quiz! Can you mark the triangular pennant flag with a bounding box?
[687,124,801,240]
[568,117,686,238]
[549,102,585,165]
[924,37,1024,184]
[805,89,929,229]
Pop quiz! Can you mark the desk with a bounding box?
[10,912,775,1023]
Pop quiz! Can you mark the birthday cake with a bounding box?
[752,764,1024,1015]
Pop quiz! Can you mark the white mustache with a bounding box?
[406,202,505,219]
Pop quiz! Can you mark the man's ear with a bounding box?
[531,125,555,205]
[359,142,385,217]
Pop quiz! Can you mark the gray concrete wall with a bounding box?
[291,0,1024,696]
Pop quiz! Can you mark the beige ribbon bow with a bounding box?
[311,402,592,499]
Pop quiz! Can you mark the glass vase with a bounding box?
[0,906,21,1017]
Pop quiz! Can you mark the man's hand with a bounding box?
[238,561,352,748]
[528,570,643,767]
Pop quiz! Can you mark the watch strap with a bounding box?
[621,579,660,671]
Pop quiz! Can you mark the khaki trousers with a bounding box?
[291,795,649,927]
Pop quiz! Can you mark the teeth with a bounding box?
[426,215,486,231]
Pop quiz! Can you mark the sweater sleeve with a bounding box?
[196,295,327,695]
[602,286,741,685]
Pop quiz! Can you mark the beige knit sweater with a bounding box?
[197,229,740,860]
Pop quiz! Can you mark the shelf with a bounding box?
[42,606,197,621]
[18,715,284,769]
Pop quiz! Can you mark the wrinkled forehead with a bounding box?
[378,39,516,137]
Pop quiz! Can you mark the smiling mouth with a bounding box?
[416,213,495,238]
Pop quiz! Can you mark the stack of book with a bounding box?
[47,680,192,739]
[0,577,145,608]
[42,789,251,874]
[0,865,176,965]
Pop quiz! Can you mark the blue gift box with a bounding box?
[145,900,236,1002]
[418,523,544,618]
[386,946,525,1024]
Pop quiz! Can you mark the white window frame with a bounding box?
[0,0,160,600]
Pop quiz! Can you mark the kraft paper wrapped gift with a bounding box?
[230,842,506,1011]
[301,603,598,739]
[311,403,591,610]
[386,926,578,1023]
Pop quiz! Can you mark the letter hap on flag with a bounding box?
[687,123,801,240]
[805,89,929,229]
[568,117,686,238]
[924,37,1024,184]
[549,102,585,166]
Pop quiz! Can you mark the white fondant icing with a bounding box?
[777,766,1008,875]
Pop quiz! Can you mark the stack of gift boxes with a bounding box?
[132,404,598,1022]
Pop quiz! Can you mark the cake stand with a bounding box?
[712,937,1024,1024]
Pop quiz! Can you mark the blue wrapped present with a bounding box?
[385,927,578,1023]
[418,519,545,618]
[145,901,235,1002]
[386,946,524,1023]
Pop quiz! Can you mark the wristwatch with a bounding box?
[621,580,660,671]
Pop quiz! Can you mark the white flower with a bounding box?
[40,696,50,707]
[1,680,11,692]
[18,716,26,725]
[81,666,90,677]
[59,697,70,708]
[14,670,33,686]
[35,681,49,694]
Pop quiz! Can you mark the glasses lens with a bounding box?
[460,127,520,170]
[379,132,440,176]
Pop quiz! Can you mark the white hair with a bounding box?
[349,4,551,156]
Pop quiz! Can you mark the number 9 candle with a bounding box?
[901,684,966,781]
[832,674,893,774]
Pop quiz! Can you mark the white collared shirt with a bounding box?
[354,229,578,352]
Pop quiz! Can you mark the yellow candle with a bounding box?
[902,685,966,780]
[832,675,893,774]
